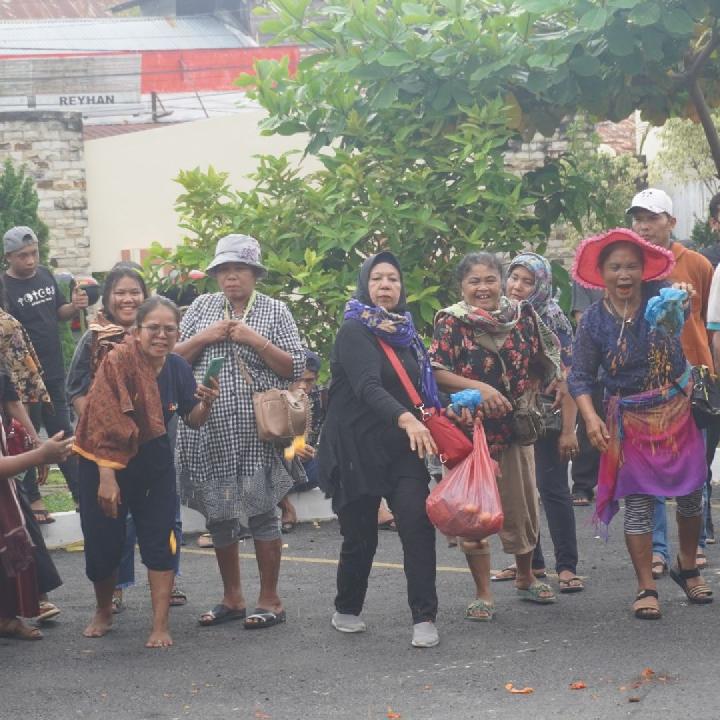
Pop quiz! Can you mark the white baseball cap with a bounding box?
[627,188,674,216]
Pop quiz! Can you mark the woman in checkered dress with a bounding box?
[175,235,305,630]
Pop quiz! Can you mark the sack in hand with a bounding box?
[253,388,310,443]
[425,424,504,540]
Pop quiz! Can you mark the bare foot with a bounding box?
[145,629,173,648]
[83,608,113,638]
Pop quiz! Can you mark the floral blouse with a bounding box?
[0,309,49,405]
[429,311,542,457]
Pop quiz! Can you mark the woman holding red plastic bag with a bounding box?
[429,252,562,622]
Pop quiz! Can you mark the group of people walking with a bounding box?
[1,186,719,648]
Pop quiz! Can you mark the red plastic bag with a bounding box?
[426,424,503,540]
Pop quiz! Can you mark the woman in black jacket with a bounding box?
[319,252,439,648]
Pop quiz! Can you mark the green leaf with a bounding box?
[579,7,608,31]
[629,2,661,26]
[377,51,414,67]
[569,54,602,76]
[661,7,696,35]
[606,23,636,56]
[371,82,398,109]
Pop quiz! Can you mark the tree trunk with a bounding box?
[689,78,720,180]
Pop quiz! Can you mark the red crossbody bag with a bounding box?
[377,339,472,469]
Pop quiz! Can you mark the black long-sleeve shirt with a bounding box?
[318,319,427,511]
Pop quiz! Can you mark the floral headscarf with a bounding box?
[508,253,574,341]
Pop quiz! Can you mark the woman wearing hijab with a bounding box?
[503,253,583,592]
[318,252,440,648]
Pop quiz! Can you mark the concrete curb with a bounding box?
[41,488,336,549]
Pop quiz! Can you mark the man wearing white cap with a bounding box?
[628,189,714,576]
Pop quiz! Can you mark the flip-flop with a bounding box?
[572,496,591,507]
[36,601,61,623]
[198,604,247,626]
[491,566,547,582]
[465,598,495,622]
[517,581,557,604]
[558,576,585,594]
[652,559,668,579]
[169,586,187,607]
[32,509,55,525]
[243,608,287,630]
[281,521,295,534]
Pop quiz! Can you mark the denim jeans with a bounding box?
[532,434,578,574]
[20,376,79,503]
[571,384,603,500]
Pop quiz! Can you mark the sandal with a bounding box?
[169,585,187,607]
[633,589,661,620]
[492,566,547,582]
[651,558,668,580]
[696,550,708,571]
[572,495,591,507]
[197,533,214,549]
[32,509,55,525]
[558,576,584,594]
[517,581,556,604]
[465,599,494,622]
[669,557,714,604]
[281,521,296,534]
[111,594,125,614]
[36,600,61,623]
[198,604,247,626]
[243,608,287,630]
[0,617,42,640]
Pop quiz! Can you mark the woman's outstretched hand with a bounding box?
[398,411,437,459]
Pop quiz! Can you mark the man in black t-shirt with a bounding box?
[3,226,88,515]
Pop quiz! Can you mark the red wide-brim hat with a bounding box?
[571,228,675,290]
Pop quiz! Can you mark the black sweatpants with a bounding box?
[335,473,437,624]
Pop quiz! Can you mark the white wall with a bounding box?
[85,110,320,271]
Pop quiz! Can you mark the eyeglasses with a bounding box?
[138,324,178,336]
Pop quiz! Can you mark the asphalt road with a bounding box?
[3,503,719,720]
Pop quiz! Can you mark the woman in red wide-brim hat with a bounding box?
[568,228,712,620]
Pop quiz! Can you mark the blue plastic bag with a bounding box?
[644,287,687,337]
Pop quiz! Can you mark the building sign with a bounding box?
[35,92,141,109]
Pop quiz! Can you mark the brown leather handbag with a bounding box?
[233,348,310,443]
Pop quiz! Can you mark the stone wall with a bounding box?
[0,111,90,274]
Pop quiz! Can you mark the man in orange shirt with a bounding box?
[628,188,715,575]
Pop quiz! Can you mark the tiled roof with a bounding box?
[83,121,183,140]
[0,1,116,19]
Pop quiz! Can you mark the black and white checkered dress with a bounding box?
[176,292,306,524]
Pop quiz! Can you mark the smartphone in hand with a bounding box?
[203,356,226,385]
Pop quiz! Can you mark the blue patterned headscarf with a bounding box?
[344,252,441,410]
[508,253,574,340]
